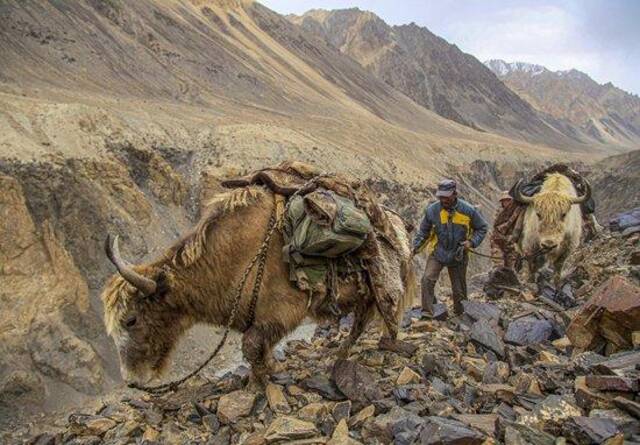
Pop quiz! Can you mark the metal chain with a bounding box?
[129,207,278,395]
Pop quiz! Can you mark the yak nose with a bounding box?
[541,240,557,249]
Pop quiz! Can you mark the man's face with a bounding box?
[500,198,512,209]
[438,194,456,208]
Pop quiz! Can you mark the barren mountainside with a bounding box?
[486,59,640,148]
[288,8,628,152]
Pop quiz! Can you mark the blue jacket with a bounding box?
[413,198,488,264]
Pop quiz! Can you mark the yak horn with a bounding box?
[105,234,157,296]
[513,179,534,204]
[571,179,592,204]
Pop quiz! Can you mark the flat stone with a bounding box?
[574,376,614,411]
[585,375,639,392]
[505,316,554,346]
[451,414,498,437]
[397,367,422,385]
[266,383,291,414]
[563,416,622,444]
[298,403,329,422]
[264,416,318,443]
[590,408,640,437]
[68,415,117,436]
[332,359,383,409]
[419,416,485,445]
[431,303,449,321]
[504,423,555,445]
[217,390,256,424]
[613,396,640,419]
[470,319,505,358]
[301,374,346,401]
[362,406,419,444]
[462,301,501,323]
[348,404,375,429]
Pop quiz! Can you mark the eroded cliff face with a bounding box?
[0,145,198,425]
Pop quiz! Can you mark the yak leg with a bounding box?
[337,302,375,360]
[526,253,543,284]
[242,324,286,388]
[552,250,570,287]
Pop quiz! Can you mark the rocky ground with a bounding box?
[12,227,639,445]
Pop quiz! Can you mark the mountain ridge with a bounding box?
[486,59,640,147]
[290,8,638,152]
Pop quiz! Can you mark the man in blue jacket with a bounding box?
[413,179,488,316]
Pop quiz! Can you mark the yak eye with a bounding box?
[124,315,137,328]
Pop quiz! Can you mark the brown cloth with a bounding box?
[223,161,405,337]
[490,202,525,269]
[222,161,395,244]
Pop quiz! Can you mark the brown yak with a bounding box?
[101,186,415,387]
[514,173,591,285]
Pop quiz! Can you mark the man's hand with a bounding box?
[462,241,473,250]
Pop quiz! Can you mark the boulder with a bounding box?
[567,275,640,351]
[504,316,554,346]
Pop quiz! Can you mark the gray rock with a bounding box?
[419,416,485,444]
[504,316,553,346]
[462,301,501,323]
[563,416,622,444]
[470,319,505,358]
[332,359,383,409]
[301,374,346,401]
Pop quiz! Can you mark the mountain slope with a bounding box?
[486,60,640,148]
[288,8,607,151]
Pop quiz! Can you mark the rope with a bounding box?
[128,208,278,395]
[466,245,552,261]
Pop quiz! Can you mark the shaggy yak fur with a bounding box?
[102,186,415,387]
[517,173,587,285]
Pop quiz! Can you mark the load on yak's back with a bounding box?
[101,161,416,389]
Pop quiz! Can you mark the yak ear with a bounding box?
[148,270,170,301]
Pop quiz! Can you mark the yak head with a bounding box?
[101,235,191,386]
[514,173,590,250]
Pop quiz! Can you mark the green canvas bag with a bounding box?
[286,189,372,259]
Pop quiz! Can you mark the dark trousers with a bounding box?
[421,255,468,315]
